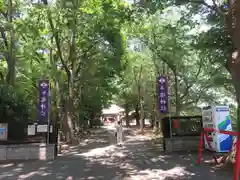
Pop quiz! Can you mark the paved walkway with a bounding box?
[0,127,234,180]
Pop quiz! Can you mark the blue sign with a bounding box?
[0,128,6,135]
[37,80,49,123]
[157,76,168,113]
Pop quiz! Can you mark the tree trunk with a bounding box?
[154,100,160,130]
[140,99,144,133]
[173,70,180,116]
[46,1,77,142]
[89,109,95,128]
[150,110,155,128]
[6,0,15,86]
[6,55,15,85]
[215,1,240,165]
[151,80,156,128]
[135,104,140,126]
[65,77,75,141]
[226,0,240,130]
[125,102,130,127]
[133,65,143,127]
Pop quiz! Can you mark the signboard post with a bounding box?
[38,79,50,144]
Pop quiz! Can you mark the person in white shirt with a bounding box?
[115,120,123,146]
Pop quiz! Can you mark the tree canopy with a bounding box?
[0,0,239,138]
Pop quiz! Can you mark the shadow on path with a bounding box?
[0,127,234,180]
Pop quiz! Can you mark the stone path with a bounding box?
[0,127,234,180]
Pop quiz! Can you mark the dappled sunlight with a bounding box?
[82,138,108,144]
[13,167,22,172]
[74,145,117,157]
[83,153,139,175]
[0,164,24,179]
[18,165,52,179]
[18,171,40,179]
[0,162,55,180]
[125,135,152,142]
[74,138,109,147]
[70,130,213,180]
[150,155,167,163]
[128,166,195,180]
[73,141,139,172]
[0,163,14,168]
[0,172,15,179]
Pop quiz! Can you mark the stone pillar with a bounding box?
[116,114,120,122]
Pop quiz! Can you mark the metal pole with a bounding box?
[47,86,51,144]
[168,76,172,138]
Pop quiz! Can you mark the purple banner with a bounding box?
[157,76,168,113]
[37,80,49,123]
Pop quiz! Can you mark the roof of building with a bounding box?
[102,104,124,115]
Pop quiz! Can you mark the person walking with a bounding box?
[115,120,123,146]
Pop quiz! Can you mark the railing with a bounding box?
[197,127,240,180]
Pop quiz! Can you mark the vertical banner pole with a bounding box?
[167,76,172,138]
[47,87,50,144]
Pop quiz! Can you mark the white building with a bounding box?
[102,104,124,123]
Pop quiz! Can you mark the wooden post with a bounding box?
[197,132,204,164]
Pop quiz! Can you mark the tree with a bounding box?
[131,9,227,114]
[0,0,131,141]
[130,0,240,124]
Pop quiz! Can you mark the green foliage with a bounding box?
[113,3,236,123]
[0,84,29,140]
[0,0,237,136]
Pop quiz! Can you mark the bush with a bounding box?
[0,84,30,140]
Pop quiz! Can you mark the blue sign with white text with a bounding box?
[157,76,168,113]
[37,80,49,123]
